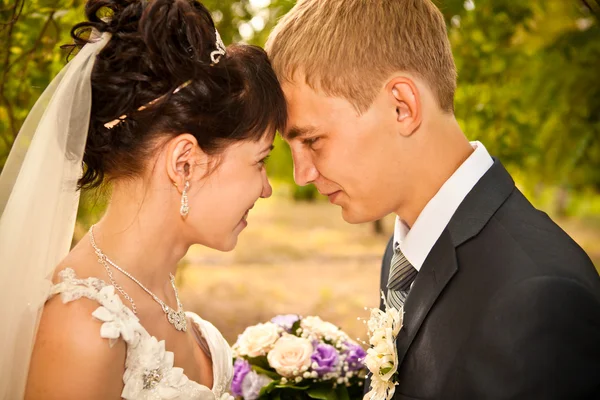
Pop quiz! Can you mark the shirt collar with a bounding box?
[393,141,493,270]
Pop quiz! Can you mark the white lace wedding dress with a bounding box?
[49,268,234,400]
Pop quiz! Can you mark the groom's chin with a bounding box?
[340,202,391,224]
[340,207,375,224]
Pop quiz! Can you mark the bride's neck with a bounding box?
[90,180,187,291]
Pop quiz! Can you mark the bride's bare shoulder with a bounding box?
[52,238,101,284]
[25,290,126,400]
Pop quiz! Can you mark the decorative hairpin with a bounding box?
[210,28,226,65]
[103,28,226,130]
[103,80,192,129]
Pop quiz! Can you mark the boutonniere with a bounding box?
[363,292,403,400]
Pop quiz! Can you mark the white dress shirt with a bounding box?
[394,141,494,271]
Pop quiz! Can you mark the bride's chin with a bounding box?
[219,224,247,252]
[206,236,237,252]
[220,242,237,252]
[221,233,241,252]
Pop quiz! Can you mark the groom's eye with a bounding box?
[303,137,320,148]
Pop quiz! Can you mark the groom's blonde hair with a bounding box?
[265,0,457,113]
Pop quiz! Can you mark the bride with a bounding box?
[0,0,287,399]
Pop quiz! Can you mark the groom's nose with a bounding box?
[292,149,319,186]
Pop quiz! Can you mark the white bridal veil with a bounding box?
[0,32,111,399]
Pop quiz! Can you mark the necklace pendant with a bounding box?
[167,308,187,332]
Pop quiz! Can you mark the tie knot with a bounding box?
[387,245,417,292]
[393,242,402,255]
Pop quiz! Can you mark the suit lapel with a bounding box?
[448,158,515,247]
[395,228,457,366]
[394,159,516,366]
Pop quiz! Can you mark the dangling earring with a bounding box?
[180,181,190,217]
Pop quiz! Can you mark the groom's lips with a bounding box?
[324,190,342,204]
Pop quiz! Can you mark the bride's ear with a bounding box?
[165,134,207,187]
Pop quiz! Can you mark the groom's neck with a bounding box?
[394,116,472,228]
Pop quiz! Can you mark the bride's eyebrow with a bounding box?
[259,144,275,154]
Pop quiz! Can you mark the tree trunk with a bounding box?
[373,219,384,235]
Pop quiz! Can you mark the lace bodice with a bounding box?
[49,268,234,400]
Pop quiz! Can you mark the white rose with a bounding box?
[364,294,402,400]
[363,376,397,400]
[365,327,398,381]
[267,335,314,378]
[386,307,403,337]
[300,316,345,341]
[236,322,280,357]
[367,307,402,340]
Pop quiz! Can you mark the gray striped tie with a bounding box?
[386,244,417,310]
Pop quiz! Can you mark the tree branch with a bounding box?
[0,0,24,28]
[7,12,56,77]
[0,92,16,150]
[581,0,600,20]
[15,12,57,94]
[0,0,24,139]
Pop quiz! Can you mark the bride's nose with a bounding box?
[260,169,273,199]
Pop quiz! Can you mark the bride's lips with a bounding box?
[239,204,254,228]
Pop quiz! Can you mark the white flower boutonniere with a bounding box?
[363,292,403,400]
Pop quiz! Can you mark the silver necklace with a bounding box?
[89,225,187,332]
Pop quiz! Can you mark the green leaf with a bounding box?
[247,355,271,370]
[259,386,311,400]
[259,381,280,396]
[291,319,302,336]
[251,365,280,380]
[306,383,338,400]
[335,385,350,400]
[275,384,310,390]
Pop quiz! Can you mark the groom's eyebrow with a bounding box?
[285,125,317,140]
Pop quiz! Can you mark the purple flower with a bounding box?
[242,371,273,400]
[310,343,339,375]
[343,341,367,371]
[231,358,252,397]
[270,314,300,331]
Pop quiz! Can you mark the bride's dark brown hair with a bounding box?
[68,0,287,189]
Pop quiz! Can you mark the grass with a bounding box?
[178,191,600,344]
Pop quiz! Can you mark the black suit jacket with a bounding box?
[374,160,600,400]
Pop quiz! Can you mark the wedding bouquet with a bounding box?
[231,315,367,400]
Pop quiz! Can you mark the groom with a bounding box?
[266,0,600,398]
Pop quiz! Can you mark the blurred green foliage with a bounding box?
[441,0,600,195]
[1,0,599,216]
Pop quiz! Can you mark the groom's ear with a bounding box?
[166,133,207,186]
[388,77,422,137]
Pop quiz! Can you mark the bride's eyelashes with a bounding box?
[258,154,271,168]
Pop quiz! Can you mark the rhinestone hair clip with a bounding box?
[210,29,226,65]
[104,28,226,130]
